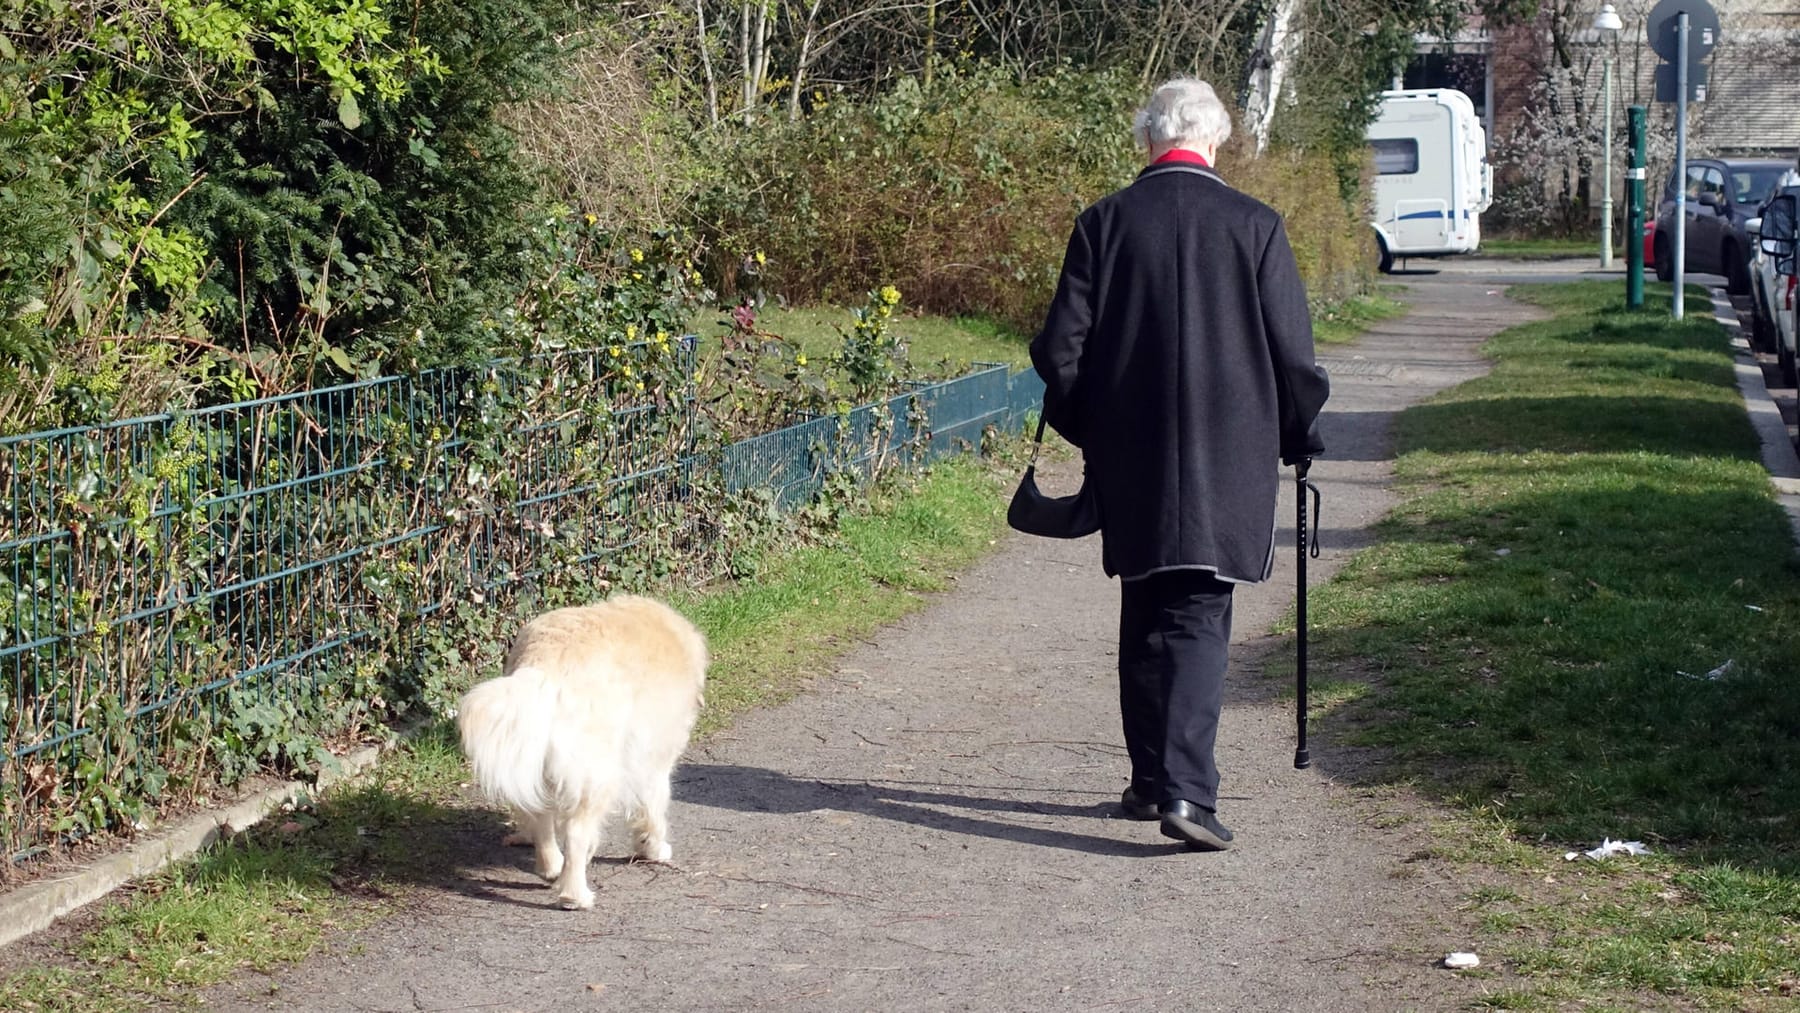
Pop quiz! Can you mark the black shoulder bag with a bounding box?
[1006,413,1101,538]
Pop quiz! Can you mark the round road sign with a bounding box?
[1647,0,1720,65]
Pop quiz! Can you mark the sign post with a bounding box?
[1647,0,1720,320]
[1627,106,1647,309]
[1674,11,1687,319]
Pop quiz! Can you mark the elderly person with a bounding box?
[1030,77,1330,851]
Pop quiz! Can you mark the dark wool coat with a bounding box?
[1029,162,1330,583]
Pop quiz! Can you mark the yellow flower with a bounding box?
[655,330,668,344]
[795,354,807,366]
[621,364,633,377]
[690,271,704,285]
[608,346,620,357]
[632,271,643,281]
[635,380,645,392]
[630,248,644,263]
[879,285,901,306]
[754,250,766,266]
[583,213,597,225]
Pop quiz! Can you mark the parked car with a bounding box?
[1653,158,1793,293]
[1746,185,1798,353]
[1749,190,1800,384]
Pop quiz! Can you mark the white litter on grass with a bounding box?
[1494,548,1512,557]
[1444,952,1481,970]
[1746,605,1764,612]
[1677,659,1737,681]
[1563,838,1652,861]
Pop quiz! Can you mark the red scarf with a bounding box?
[1152,148,1211,167]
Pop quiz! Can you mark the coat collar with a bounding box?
[1135,162,1226,186]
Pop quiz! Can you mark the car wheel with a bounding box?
[1377,235,1394,275]
[1654,235,1673,282]
[1781,340,1797,389]
[1751,307,1775,353]
[1725,244,1750,295]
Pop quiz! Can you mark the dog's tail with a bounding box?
[456,668,556,813]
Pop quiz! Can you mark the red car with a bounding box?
[1644,219,1656,268]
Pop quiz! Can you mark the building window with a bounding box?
[1373,138,1420,175]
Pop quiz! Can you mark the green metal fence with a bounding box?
[2,348,1044,857]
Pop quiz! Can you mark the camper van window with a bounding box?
[1372,138,1419,175]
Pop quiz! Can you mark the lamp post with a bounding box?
[1595,3,1623,268]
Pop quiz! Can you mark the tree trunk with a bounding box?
[788,0,823,122]
[749,1,773,122]
[1242,0,1303,155]
[738,1,752,124]
[697,0,719,127]
[923,0,937,86]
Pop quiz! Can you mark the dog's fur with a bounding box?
[456,595,707,910]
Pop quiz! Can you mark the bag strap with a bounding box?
[1028,409,1049,468]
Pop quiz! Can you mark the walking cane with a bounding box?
[1294,461,1322,770]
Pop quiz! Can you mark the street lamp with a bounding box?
[1595,3,1623,268]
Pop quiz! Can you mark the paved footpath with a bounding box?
[208,270,1549,1012]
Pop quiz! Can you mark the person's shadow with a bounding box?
[675,763,1171,858]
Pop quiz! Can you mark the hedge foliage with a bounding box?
[688,66,1375,336]
[1,0,584,431]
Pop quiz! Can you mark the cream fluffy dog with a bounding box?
[456,595,707,910]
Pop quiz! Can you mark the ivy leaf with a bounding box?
[337,91,362,131]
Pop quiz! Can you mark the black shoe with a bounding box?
[1159,800,1233,851]
[1119,787,1160,821]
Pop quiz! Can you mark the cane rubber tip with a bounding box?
[1294,749,1311,770]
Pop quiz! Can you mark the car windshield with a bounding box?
[1734,167,1791,205]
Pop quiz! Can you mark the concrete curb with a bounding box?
[1711,287,1800,545]
[0,743,385,951]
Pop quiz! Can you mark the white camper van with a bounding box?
[1367,88,1493,272]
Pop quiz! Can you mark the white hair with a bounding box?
[1132,78,1233,152]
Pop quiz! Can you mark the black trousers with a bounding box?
[1118,568,1236,810]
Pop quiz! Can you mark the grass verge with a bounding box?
[1315,290,1408,345]
[1303,280,1800,1009]
[0,724,475,1012]
[1475,237,1600,260]
[680,454,1011,735]
[694,289,1408,369]
[0,454,1012,1012]
[692,304,1031,371]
